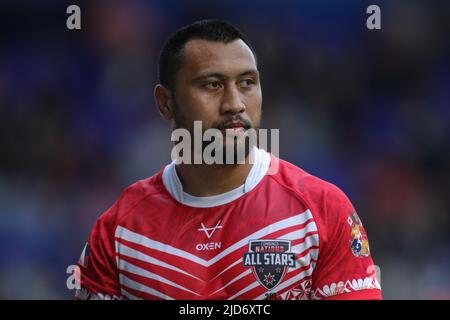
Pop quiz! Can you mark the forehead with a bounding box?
[182,39,257,76]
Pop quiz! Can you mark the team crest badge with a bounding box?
[348,213,370,258]
[243,240,296,290]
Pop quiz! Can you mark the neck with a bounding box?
[175,162,253,197]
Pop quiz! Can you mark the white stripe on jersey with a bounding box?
[118,259,201,296]
[116,241,202,281]
[119,274,174,300]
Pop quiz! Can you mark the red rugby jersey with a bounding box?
[75,148,382,300]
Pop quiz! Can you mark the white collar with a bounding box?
[162,147,271,208]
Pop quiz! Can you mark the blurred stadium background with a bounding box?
[0,0,449,299]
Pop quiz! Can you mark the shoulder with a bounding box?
[94,168,167,231]
[269,156,351,213]
[269,156,358,245]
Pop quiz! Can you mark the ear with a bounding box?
[154,84,174,120]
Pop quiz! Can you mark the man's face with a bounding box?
[171,39,262,148]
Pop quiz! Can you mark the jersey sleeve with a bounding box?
[310,185,382,300]
[75,211,122,300]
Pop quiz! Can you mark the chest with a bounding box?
[115,202,319,300]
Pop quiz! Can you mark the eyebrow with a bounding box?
[191,69,259,83]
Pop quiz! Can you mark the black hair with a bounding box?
[158,19,257,91]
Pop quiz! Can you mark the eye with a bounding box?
[204,81,222,90]
[240,79,256,88]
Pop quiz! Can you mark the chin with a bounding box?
[222,140,252,164]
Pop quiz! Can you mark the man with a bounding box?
[75,19,382,300]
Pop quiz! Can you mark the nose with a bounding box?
[220,84,246,115]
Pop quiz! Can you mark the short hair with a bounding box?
[158,19,257,91]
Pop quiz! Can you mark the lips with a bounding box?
[218,120,249,131]
[225,122,245,129]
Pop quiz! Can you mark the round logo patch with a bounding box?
[348,213,370,258]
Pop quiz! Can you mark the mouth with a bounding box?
[224,124,246,133]
[218,121,250,133]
